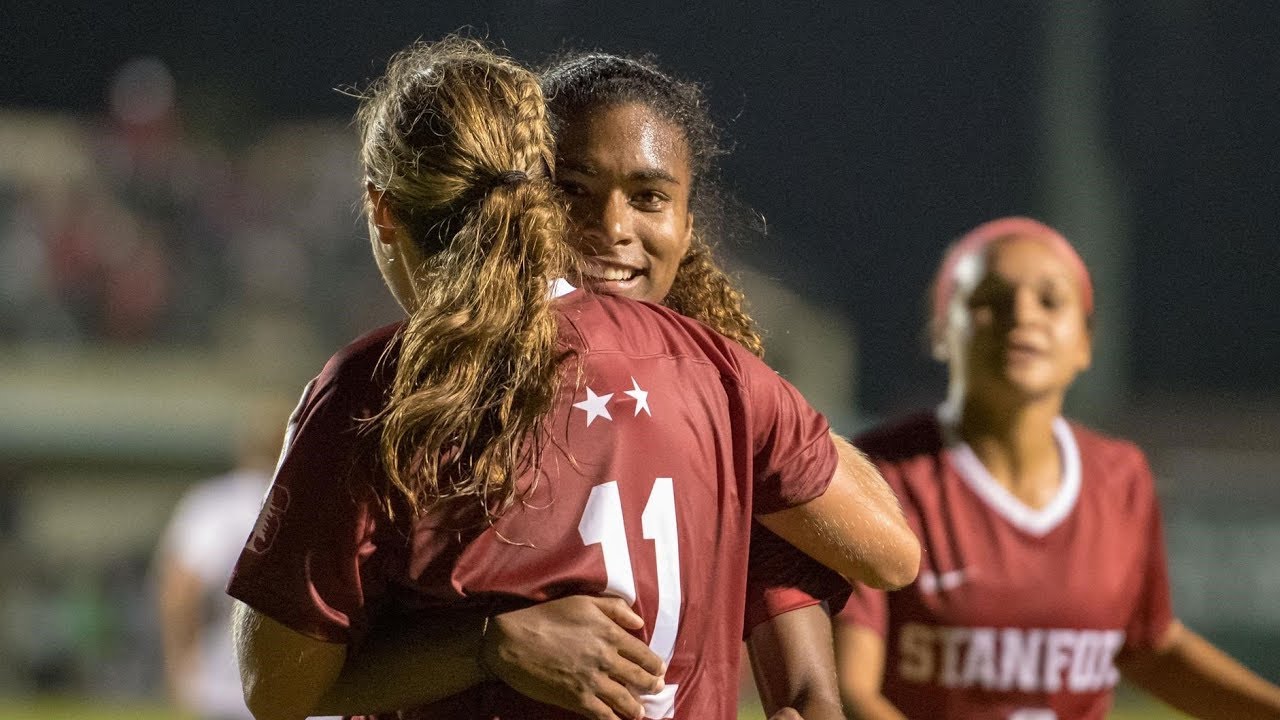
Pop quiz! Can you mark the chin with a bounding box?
[1005,377,1067,404]
[972,370,1055,404]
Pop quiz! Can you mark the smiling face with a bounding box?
[554,102,693,303]
[944,236,1093,404]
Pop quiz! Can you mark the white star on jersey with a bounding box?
[623,377,651,416]
[573,387,614,426]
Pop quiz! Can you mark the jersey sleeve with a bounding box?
[742,522,852,637]
[834,580,889,637]
[734,345,839,514]
[226,377,381,644]
[1121,452,1176,653]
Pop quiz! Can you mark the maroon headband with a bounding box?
[931,216,1094,329]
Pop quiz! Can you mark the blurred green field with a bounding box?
[735,696,1185,719]
[0,699,177,720]
[0,697,1185,719]
[736,700,1182,719]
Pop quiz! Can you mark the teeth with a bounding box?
[586,265,638,281]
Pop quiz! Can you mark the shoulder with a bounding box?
[1067,420,1151,477]
[308,321,402,410]
[853,411,944,464]
[556,290,745,372]
[318,322,401,387]
[1066,419,1155,492]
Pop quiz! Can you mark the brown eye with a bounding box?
[632,190,668,210]
[966,282,1002,310]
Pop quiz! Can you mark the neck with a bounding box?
[951,389,1065,508]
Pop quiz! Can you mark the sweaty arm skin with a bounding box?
[757,434,920,591]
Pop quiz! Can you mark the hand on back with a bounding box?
[484,595,665,720]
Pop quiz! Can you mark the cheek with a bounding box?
[644,224,689,271]
[1055,318,1091,358]
[1067,332,1093,370]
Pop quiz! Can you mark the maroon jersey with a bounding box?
[831,411,1174,720]
[227,288,837,720]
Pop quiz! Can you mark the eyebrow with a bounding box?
[557,160,681,185]
[627,167,681,185]
[557,159,597,176]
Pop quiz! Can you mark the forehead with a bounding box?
[556,102,691,176]
[984,236,1078,287]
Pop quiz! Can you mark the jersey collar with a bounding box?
[937,404,1083,537]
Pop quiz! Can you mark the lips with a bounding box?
[1003,338,1047,363]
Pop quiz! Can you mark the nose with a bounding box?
[580,192,636,253]
[1010,286,1041,326]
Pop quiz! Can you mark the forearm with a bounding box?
[1120,621,1280,720]
[159,618,198,706]
[844,693,909,720]
[326,595,665,720]
[232,602,347,720]
[757,435,919,590]
[156,557,203,708]
[785,697,845,720]
[747,606,844,720]
[313,611,489,716]
[835,624,906,720]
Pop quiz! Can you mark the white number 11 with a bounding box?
[578,479,681,719]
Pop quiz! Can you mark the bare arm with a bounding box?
[747,605,844,720]
[233,601,508,719]
[284,596,663,720]
[834,623,907,720]
[757,435,919,590]
[156,552,203,710]
[1119,620,1280,720]
[231,601,346,720]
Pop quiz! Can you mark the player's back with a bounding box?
[389,289,836,720]
[228,288,836,720]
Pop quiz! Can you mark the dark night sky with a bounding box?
[6,0,1278,414]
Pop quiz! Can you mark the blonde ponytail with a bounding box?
[357,38,576,520]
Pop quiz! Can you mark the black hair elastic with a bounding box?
[494,170,529,187]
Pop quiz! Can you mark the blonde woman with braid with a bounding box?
[227,38,917,720]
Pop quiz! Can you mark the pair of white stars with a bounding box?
[573,377,651,426]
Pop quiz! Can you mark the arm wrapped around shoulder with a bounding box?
[756,433,920,591]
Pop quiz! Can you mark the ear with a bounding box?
[366,182,401,246]
[1077,326,1094,373]
[680,211,694,254]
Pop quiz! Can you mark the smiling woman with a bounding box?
[816,217,1280,720]
[542,51,764,357]
[555,102,693,303]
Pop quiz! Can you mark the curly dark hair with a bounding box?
[541,53,764,358]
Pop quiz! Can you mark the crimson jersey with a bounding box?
[745,411,1175,719]
[227,288,837,720]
